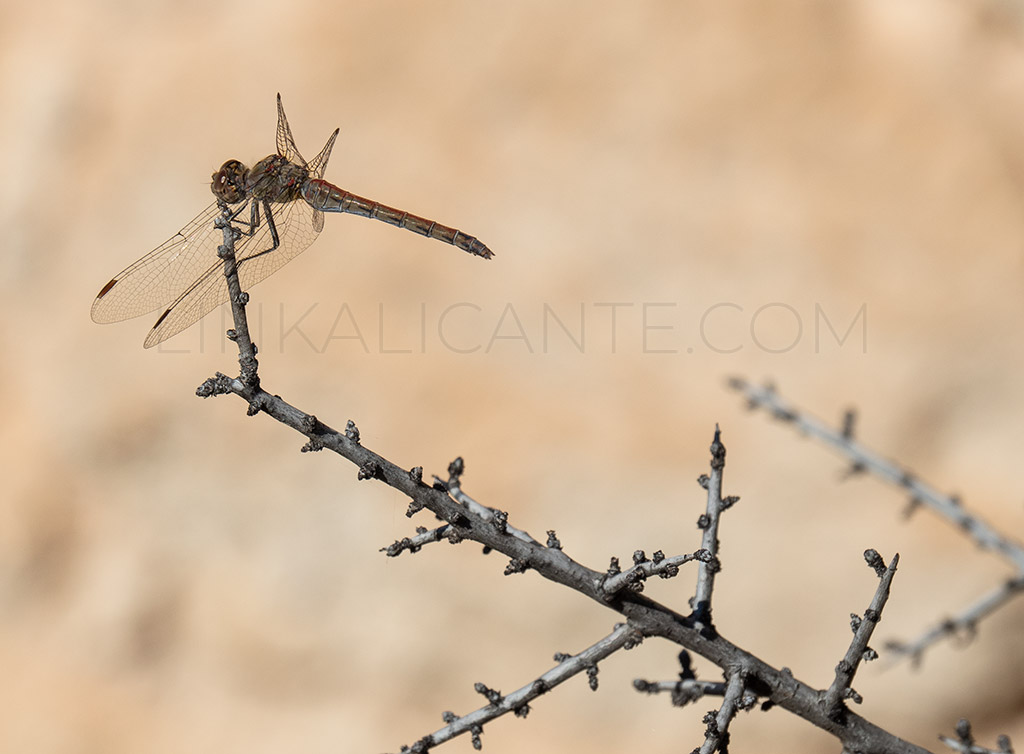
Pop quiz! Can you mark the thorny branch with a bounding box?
[193,215,945,753]
[727,377,1024,661]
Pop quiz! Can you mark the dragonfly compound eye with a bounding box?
[211,159,249,204]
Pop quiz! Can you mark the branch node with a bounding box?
[841,408,857,440]
[709,424,726,471]
[473,682,504,706]
[863,549,886,577]
[344,419,360,443]
[301,438,324,453]
[902,496,923,518]
[490,509,509,534]
[358,461,384,481]
[504,558,529,575]
[721,495,740,510]
[195,373,234,398]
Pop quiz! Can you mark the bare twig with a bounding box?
[397,623,641,753]
[602,549,709,596]
[698,669,749,754]
[380,524,452,557]
[214,203,259,390]
[633,678,758,709]
[692,425,728,633]
[821,550,898,720]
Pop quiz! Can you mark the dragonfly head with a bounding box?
[211,159,250,204]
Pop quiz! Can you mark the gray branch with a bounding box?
[602,550,709,596]
[698,670,749,754]
[398,623,641,753]
[939,719,1014,754]
[692,425,728,632]
[887,576,1024,665]
[192,235,941,753]
[727,377,1024,657]
[726,378,1024,570]
[821,551,899,719]
[633,678,758,710]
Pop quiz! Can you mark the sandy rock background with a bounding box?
[2,0,1024,751]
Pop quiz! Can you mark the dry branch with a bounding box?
[191,207,944,753]
[728,377,1024,661]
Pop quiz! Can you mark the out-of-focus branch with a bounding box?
[726,378,1024,571]
[727,377,1024,659]
[939,719,1014,754]
[887,576,1024,666]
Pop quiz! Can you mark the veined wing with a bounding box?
[91,202,225,324]
[142,196,324,348]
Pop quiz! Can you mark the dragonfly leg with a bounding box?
[238,200,283,264]
[231,200,259,235]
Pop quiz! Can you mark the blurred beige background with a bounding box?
[2,0,1024,751]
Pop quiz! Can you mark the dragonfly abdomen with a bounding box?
[302,179,493,259]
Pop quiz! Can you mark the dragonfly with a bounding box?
[92,94,493,348]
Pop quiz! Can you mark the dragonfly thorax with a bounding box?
[246,154,308,204]
[210,155,309,206]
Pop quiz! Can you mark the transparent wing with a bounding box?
[306,128,339,179]
[275,93,339,178]
[91,202,226,324]
[275,93,305,166]
[142,197,323,348]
